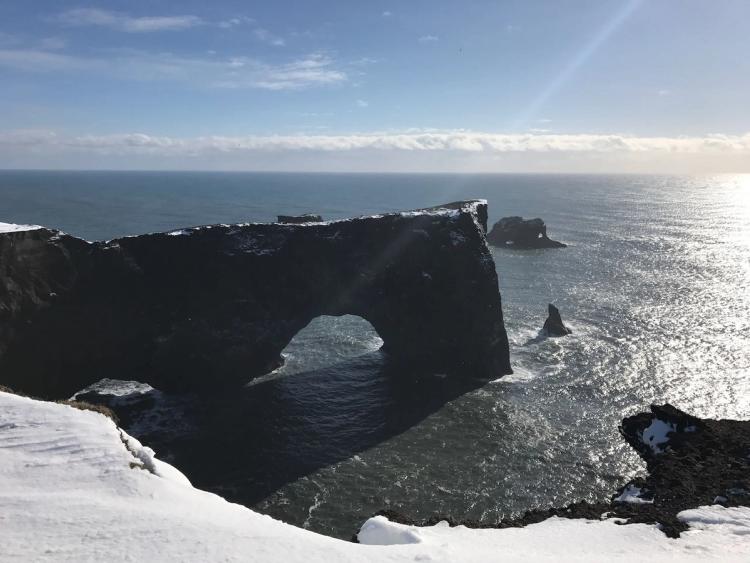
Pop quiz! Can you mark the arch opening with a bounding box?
[277,315,384,376]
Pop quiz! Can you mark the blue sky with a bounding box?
[1,0,749,172]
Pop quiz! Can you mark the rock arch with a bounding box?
[278,314,383,374]
[0,201,511,398]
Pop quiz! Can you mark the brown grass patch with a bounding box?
[58,400,119,424]
[0,384,118,424]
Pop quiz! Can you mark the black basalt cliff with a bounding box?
[0,200,511,398]
[277,214,323,224]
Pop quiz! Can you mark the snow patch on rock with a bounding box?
[0,222,42,233]
[614,484,654,504]
[641,418,696,454]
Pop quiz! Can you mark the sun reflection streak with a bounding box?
[727,173,750,212]
[513,0,644,128]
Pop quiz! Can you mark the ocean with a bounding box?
[1,170,749,538]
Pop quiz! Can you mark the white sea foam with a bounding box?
[73,377,155,400]
[491,366,538,384]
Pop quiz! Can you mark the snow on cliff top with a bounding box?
[0,222,42,233]
[1,390,749,562]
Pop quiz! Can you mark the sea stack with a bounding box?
[543,304,572,336]
[487,216,566,249]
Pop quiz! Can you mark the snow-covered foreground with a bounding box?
[1,391,749,562]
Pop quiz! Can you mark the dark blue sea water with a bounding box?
[2,170,749,538]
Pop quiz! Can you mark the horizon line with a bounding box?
[1,168,748,176]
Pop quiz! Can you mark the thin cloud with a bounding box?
[218,16,254,29]
[382,11,393,17]
[58,9,287,46]
[252,28,286,47]
[356,99,369,108]
[58,8,204,33]
[418,35,439,43]
[241,53,346,90]
[38,37,66,50]
[0,48,347,90]
[217,17,285,46]
[0,48,99,72]
[0,33,66,51]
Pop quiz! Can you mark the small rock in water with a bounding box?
[543,303,572,336]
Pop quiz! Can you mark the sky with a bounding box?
[0,0,748,172]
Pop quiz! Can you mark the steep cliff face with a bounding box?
[0,201,511,398]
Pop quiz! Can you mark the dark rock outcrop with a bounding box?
[0,200,511,398]
[277,214,323,224]
[542,304,572,336]
[618,404,750,513]
[361,404,750,539]
[487,216,566,249]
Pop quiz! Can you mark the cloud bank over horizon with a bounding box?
[2,129,749,173]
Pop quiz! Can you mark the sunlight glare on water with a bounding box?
[253,174,750,536]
